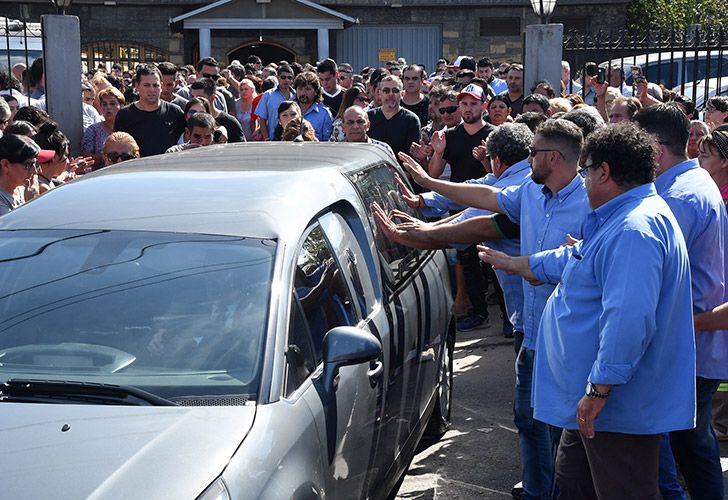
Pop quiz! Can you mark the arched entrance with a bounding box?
[227,42,297,66]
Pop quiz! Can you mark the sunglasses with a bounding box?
[201,73,220,81]
[19,158,37,171]
[279,74,294,80]
[339,73,352,81]
[355,95,369,103]
[529,147,565,159]
[105,152,135,162]
[381,87,401,94]
[438,105,458,115]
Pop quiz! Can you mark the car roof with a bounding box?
[0,142,395,239]
[601,51,725,68]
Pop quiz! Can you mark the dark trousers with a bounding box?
[456,245,488,318]
[555,429,662,500]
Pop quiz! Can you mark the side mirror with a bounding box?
[320,326,382,394]
[315,326,382,464]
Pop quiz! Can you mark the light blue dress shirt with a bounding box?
[654,158,728,380]
[529,183,696,434]
[256,86,296,139]
[450,159,532,333]
[303,103,334,142]
[496,174,590,349]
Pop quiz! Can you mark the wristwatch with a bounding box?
[585,382,610,399]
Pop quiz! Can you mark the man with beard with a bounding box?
[425,83,495,332]
[477,57,507,96]
[410,89,460,178]
[293,71,333,141]
[367,75,421,163]
[399,119,590,498]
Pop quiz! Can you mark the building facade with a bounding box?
[0,0,629,73]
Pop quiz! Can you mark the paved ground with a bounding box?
[396,309,728,499]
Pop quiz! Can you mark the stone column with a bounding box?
[524,24,563,100]
[317,28,329,62]
[41,15,82,155]
[199,28,212,59]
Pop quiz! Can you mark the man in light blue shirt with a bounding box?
[480,123,695,497]
[255,64,296,140]
[293,71,333,142]
[395,119,591,500]
[635,104,727,500]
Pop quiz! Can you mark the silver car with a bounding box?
[0,143,454,500]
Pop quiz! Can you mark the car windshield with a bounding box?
[0,230,275,403]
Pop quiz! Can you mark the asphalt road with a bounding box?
[395,309,728,499]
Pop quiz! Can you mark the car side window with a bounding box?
[347,163,423,288]
[284,225,357,396]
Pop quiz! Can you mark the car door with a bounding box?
[284,222,381,499]
[345,162,444,485]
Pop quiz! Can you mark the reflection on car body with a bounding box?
[0,143,454,499]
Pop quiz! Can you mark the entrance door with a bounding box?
[227,42,296,65]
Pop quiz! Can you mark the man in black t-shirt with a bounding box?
[401,65,430,126]
[367,75,421,163]
[317,58,344,115]
[428,82,495,332]
[115,65,185,157]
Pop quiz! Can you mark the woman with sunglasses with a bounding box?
[486,95,512,127]
[0,134,54,213]
[102,132,140,167]
[329,84,369,142]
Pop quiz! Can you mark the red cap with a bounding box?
[36,149,57,164]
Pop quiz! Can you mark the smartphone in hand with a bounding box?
[597,67,606,85]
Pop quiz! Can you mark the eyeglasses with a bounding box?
[19,158,37,171]
[339,73,352,81]
[529,147,565,159]
[355,95,369,103]
[381,87,401,94]
[438,105,458,115]
[201,73,220,81]
[105,152,135,162]
[578,161,600,178]
[279,74,294,80]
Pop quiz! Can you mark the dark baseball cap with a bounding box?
[0,134,55,164]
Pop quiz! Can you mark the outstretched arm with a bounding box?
[398,152,502,212]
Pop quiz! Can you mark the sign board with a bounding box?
[378,48,395,62]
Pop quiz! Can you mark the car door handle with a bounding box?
[367,360,383,386]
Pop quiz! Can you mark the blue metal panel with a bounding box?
[336,25,442,73]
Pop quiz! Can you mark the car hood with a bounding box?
[0,402,256,499]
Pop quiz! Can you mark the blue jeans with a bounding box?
[658,433,686,500]
[670,377,724,500]
[514,347,560,500]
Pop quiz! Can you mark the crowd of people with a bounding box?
[0,51,727,498]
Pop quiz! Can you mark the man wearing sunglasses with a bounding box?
[257,64,296,141]
[367,75,421,167]
[0,134,54,215]
[177,58,230,114]
[337,63,354,90]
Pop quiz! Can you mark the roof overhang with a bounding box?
[170,0,358,28]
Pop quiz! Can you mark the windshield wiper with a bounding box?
[0,379,177,406]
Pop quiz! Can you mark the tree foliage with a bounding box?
[626,0,728,33]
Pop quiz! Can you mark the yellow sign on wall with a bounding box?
[378,48,395,62]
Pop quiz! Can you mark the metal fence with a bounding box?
[0,16,42,74]
[563,26,728,110]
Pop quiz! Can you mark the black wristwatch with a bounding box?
[585,382,610,399]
